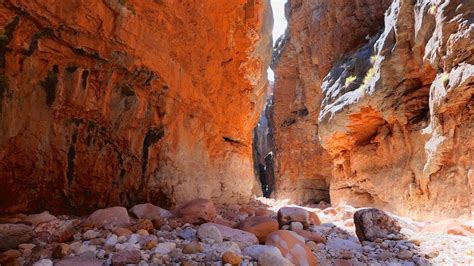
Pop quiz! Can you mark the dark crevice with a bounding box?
[0,76,8,114]
[40,65,59,107]
[81,70,89,90]
[223,136,243,145]
[66,66,78,73]
[73,47,105,61]
[66,129,78,187]
[281,118,296,127]
[0,16,20,69]
[292,107,309,117]
[141,126,165,180]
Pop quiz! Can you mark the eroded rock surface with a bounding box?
[270,0,391,204]
[318,0,473,219]
[272,0,473,219]
[0,0,272,214]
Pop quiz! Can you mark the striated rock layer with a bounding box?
[0,0,273,214]
[271,0,391,204]
[273,0,473,219]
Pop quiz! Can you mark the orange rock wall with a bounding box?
[0,0,272,214]
[270,0,390,204]
[274,0,473,219]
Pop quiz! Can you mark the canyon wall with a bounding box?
[273,0,473,219]
[0,0,272,214]
[271,0,391,204]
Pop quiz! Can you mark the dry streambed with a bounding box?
[0,198,473,265]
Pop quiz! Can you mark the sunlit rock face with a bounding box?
[274,0,473,219]
[0,0,273,214]
[319,0,473,219]
[271,0,390,204]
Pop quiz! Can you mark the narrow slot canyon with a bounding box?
[0,0,473,265]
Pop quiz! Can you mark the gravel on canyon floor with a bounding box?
[0,197,473,266]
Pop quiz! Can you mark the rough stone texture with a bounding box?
[270,0,391,204]
[0,0,273,214]
[171,198,216,225]
[354,208,401,242]
[274,0,473,219]
[318,0,473,219]
[0,224,34,251]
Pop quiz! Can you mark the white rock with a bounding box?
[83,230,100,240]
[33,259,53,266]
[327,238,363,253]
[243,245,282,260]
[128,234,139,244]
[97,249,106,259]
[197,224,223,243]
[290,222,304,231]
[154,242,176,255]
[105,234,118,246]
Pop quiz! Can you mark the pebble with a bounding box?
[105,234,118,246]
[222,251,243,265]
[290,221,304,231]
[154,242,176,255]
[398,250,413,259]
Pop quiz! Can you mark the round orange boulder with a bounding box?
[265,230,317,266]
[240,216,279,243]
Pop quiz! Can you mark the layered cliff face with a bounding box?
[274,0,473,219]
[0,0,272,214]
[271,0,391,204]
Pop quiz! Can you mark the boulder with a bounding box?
[183,241,203,254]
[221,251,242,265]
[201,223,258,249]
[154,242,176,255]
[171,199,217,225]
[111,250,141,265]
[265,230,317,266]
[128,219,153,233]
[0,224,34,251]
[0,249,22,265]
[52,243,71,259]
[278,206,319,229]
[83,207,130,228]
[243,244,283,260]
[354,208,401,242]
[197,224,223,243]
[239,216,279,243]
[25,212,57,227]
[129,203,171,220]
[35,219,79,243]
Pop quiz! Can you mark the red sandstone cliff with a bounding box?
[273,0,473,219]
[0,0,273,214]
[271,0,391,204]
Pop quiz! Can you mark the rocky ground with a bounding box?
[1,197,473,266]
